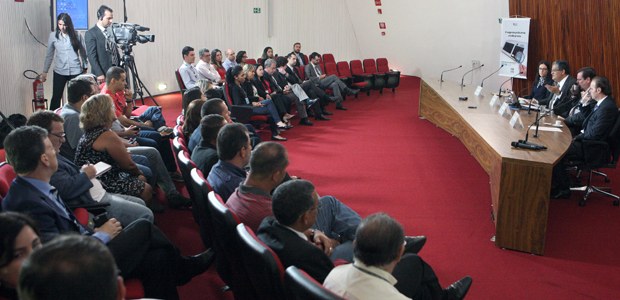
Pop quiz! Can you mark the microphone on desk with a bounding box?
[460,64,485,87]
[440,65,463,83]
[497,72,521,97]
[480,64,505,88]
[511,109,549,150]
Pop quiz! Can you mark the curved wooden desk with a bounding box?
[419,78,572,255]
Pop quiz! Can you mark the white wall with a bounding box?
[346,0,510,89]
[1,0,510,116]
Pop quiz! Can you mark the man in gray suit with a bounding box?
[305,52,358,110]
[85,5,119,84]
[537,60,577,118]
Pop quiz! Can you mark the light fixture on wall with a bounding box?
[157,83,167,92]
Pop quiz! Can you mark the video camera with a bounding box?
[111,23,155,45]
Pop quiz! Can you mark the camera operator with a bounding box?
[85,5,120,84]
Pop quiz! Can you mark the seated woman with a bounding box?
[236,50,248,68]
[210,49,226,81]
[75,94,153,204]
[227,65,287,141]
[0,212,41,300]
[260,46,275,66]
[524,60,553,101]
[183,98,206,139]
[254,64,294,123]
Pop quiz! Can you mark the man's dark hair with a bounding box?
[553,60,570,75]
[183,86,203,111]
[275,56,288,68]
[0,212,39,269]
[96,5,112,20]
[272,179,315,226]
[67,78,94,104]
[250,142,288,179]
[201,98,226,117]
[182,46,194,58]
[105,66,125,86]
[309,52,321,60]
[293,42,301,48]
[354,213,405,267]
[592,76,612,96]
[18,235,119,300]
[286,52,296,59]
[26,111,64,132]
[200,114,226,145]
[4,126,48,174]
[216,123,249,161]
[577,67,597,81]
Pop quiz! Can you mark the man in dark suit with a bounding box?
[85,5,119,83]
[282,54,336,114]
[565,67,597,136]
[1,126,213,299]
[551,76,618,198]
[292,42,307,67]
[257,180,470,299]
[538,60,578,118]
[264,58,316,125]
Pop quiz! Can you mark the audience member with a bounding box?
[188,98,233,152]
[565,67,597,136]
[18,235,122,300]
[183,98,206,139]
[283,53,336,114]
[253,64,295,123]
[85,5,119,83]
[223,49,238,71]
[523,60,553,101]
[1,126,214,299]
[191,114,226,176]
[210,49,226,80]
[236,50,248,68]
[41,13,88,110]
[207,123,250,201]
[324,213,472,300]
[260,46,275,65]
[264,58,316,126]
[197,78,225,100]
[27,111,154,225]
[179,46,199,89]
[292,42,307,67]
[0,212,41,300]
[537,60,577,118]
[196,48,223,85]
[306,52,358,109]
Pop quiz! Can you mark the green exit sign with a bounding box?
[253,7,261,13]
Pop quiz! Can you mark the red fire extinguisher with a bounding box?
[23,70,48,112]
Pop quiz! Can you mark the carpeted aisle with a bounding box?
[154,76,620,299]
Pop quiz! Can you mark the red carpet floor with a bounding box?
[153,77,620,299]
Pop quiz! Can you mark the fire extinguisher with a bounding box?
[23,70,48,112]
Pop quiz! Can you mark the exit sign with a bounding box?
[253,7,261,13]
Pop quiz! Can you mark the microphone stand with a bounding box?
[480,64,505,88]
[460,64,485,88]
[440,65,463,87]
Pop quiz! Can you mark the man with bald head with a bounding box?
[222,49,238,71]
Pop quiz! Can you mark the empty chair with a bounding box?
[172,136,189,158]
[246,58,257,65]
[236,224,286,300]
[207,191,256,299]
[285,266,344,300]
[363,59,387,93]
[337,61,370,96]
[349,60,375,93]
[570,111,620,206]
[0,162,17,198]
[175,69,187,95]
[176,150,197,201]
[376,58,401,92]
[322,53,336,65]
[189,168,213,247]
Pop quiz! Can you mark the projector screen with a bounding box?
[53,0,89,31]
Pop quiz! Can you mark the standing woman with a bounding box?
[41,13,88,110]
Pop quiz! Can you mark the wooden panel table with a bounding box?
[419,78,573,255]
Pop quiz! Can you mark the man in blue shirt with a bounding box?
[207,123,250,201]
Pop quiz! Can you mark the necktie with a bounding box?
[314,65,321,76]
[50,188,90,234]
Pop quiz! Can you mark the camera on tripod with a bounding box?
[112,23,155,46]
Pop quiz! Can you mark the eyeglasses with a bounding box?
[551,69,561,73]
[538,68,548,71]
[50,132,66,139]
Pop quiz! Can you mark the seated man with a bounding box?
[191,114,226,176]
[283,53,337,114]
[227,142,363,243]
[222,48,238,71]
[551,76,618,198]
[207,123,250,201]
[305,51,358,108]
[324,213,472,300]
[18,235,125,300]
[26,111,154,226]
[537,60,577,118]
[565,67,597,136]
[195,48,224,85]
[2,126,213,300]
[179,46,199,89]
[258,180,471,299]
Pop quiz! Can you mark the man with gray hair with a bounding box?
[196,48,223,84]
[324,213,473,300]
[222,48,238,71]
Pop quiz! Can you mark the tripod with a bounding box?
[119,43,159,106]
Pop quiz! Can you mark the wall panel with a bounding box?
[510,0,620,102]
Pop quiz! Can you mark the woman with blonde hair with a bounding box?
[75,94,153,204]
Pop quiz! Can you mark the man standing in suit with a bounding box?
[538,60,577,118]
[1,126,213,299]
[305,52,358,110]
[292,42,307,67]
[85,5,119,84]
[551,76,618,198]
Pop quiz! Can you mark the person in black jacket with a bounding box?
[226,66,287,141]
[253,64,294,122]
